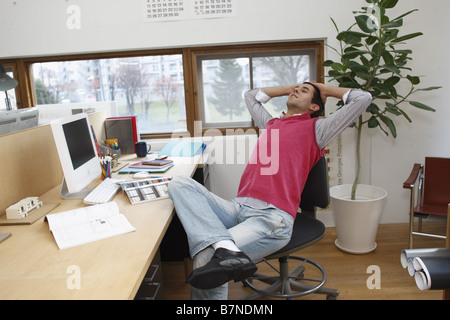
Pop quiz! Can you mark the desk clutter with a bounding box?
[119,177,172,205]
[401,248,450,290]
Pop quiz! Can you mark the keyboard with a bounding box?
[83,178,124,205]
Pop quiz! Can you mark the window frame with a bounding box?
[4,40,323,139]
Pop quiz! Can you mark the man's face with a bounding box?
[286,83,316,114]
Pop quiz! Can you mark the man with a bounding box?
[168,82,372,299]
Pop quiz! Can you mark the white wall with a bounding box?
[2,0,449,224]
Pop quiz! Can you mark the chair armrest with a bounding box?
[403,163,422,189]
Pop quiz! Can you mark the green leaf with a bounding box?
[356,15,378,33]
[416,86,442,91]
[392,9,419,22]
[382,51,394,65]
[383,64,401,75]
[379,114,397,138]
[397,108,413,123]
[372,42,386,58]
[380,0,399,9]
[366,36,377,45]
[331,62,346,71]
[407,75,420,85]
[383,29,400,42]
[368,103,381,114]
[337,31,362,45]
[330,17,340,33]
[368,116,380,128]
[349,63,372,80]
[384,76,401,86]
[389,85,398,99]
[391,32,423,43]
[337,31,370,39]
[382,19,403,29]
[385,102,402,116]
[409,101,436,112]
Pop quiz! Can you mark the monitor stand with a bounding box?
[60,177,93,199]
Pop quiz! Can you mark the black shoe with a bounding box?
[188,248,257,290]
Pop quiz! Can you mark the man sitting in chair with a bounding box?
[168,82,372,299]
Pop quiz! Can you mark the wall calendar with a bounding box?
[144,0,236,22]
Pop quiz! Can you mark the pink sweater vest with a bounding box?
[237,113,323,218]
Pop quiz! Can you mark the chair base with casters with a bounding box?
[242,213,339,300]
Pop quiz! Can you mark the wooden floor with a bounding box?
[161,222,447,300]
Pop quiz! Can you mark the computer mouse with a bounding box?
[133,172,151,179]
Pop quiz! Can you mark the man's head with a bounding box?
[286,82,324,118]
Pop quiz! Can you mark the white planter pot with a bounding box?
[330,184,387,254]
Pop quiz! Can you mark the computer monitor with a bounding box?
[51,113,101,198]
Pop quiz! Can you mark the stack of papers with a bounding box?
[118,160,174,174]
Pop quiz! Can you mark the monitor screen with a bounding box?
[63,118,96,170]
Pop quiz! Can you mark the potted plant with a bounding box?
[324,0,441,253]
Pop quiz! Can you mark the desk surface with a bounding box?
[0,155,202,300]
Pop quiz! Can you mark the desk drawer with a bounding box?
[135,250,164,300]
[135,281,163,300]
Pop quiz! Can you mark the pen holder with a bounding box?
[99,143,121,158]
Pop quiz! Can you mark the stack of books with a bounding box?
[119,159,174,174]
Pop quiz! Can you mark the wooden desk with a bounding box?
[0,156,202,300]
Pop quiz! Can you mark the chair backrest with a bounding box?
[300,156,330,214]
[423,157,450,206]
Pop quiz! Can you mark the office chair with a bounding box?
[243,156,339,300]
[403,157,450,249]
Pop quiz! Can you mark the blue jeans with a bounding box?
[168,175,294,300]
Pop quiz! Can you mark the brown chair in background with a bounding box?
[403,157,450,249]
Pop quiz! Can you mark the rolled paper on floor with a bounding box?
[400,248,450,269]
[407,259,415,276]
[413,256,450,290]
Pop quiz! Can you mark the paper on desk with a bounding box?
[46,202,136,250]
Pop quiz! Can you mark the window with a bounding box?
[31,54,186,135]
[14,41,322,138]
[195,47,319,129]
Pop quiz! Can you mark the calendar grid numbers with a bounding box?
[144,0,236,22]
[193,0,235,17]
[144,0,188,21]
